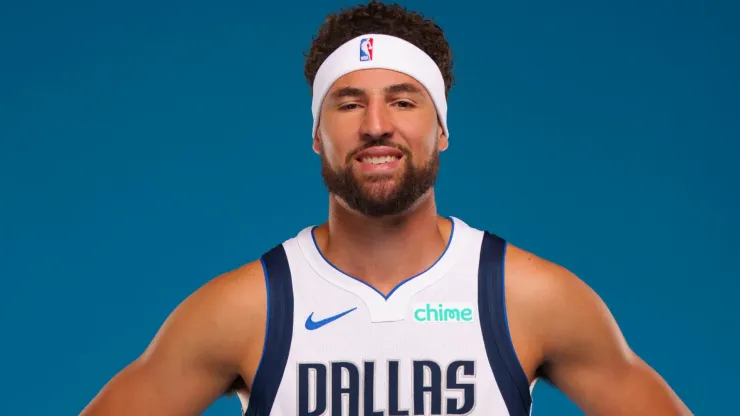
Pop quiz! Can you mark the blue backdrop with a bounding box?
[1,0,738,414]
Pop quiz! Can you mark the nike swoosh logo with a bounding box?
[305,307,357,331]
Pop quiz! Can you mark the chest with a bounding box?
[242,225,532,415]
[281,269,499,415]
[292,292,487,358]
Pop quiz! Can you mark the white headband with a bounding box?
[311,34,449,140]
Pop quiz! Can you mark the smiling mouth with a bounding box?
[358,155,401,165]
[354,146,405,166]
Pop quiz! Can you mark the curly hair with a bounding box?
[304,1,455,96]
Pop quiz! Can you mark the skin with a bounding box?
[80,68,692,416]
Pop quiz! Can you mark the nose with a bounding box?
[359,97,394,141]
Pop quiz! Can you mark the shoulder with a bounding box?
[493,243,587,378]
[142,259,268,373]
[174,259,267,329]
[503,243,593,317]
[502,243,613,348]
[491,239,691,414]
[501,243,633,372]
[470,226,595,333]
[197,259,267,309]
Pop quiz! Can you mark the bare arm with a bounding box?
[508,247,691,415]
[80,261,266,416]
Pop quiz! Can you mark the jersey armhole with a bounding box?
[478,231,533,415]
[244,244,295,416]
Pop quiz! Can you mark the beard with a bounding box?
[319,139,440,217]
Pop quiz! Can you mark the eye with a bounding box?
[393,100,415,109]
[339,103,360,111]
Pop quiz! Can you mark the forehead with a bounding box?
[327,68,429,95]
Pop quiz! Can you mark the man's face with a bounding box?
[314,69,448,217]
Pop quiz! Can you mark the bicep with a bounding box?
[545,337,687,415]
[80,354,229,416]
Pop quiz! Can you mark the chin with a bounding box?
[359,180,402,198]
[354,164,405,179]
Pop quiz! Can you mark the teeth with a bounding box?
[361,155,399,165]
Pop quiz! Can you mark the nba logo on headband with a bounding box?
[359,37,373,61]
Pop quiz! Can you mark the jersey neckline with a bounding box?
[295,216,475,322]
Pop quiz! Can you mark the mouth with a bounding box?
[354,146,404,165]
[353,146,404,173]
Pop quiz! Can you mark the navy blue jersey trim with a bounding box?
[478,231,532,415]
[244,244,294,416]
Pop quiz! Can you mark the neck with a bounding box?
[314,190,452,295]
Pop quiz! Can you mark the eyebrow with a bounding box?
[328,82,424,100]
[385,82,423,95]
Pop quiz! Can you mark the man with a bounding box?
[81,2,691,415]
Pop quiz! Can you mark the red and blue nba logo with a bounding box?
[359,37,373,61]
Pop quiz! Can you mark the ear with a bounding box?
[437,122,449,152]
[312,132,322,155]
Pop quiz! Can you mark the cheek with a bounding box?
[397,114,439,152]
[317,136,346,167]
[404,131,439,161]
[320,110,359,142]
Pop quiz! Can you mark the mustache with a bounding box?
[345,139,411,163]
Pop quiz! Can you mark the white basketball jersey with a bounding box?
[244,217,534,415]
